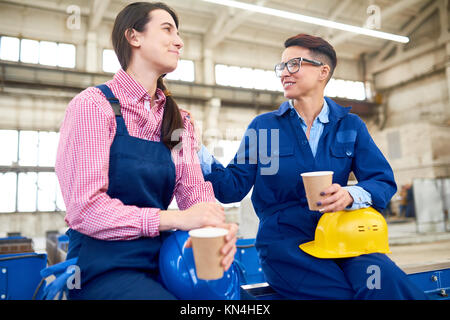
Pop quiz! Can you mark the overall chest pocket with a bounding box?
[329,144,354,181]
[330,144,354,158]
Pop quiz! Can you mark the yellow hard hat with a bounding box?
[299,207,391,259]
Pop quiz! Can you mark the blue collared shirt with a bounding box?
[288,99,371,209]
[288,99,329,158]
[198,99,372,210]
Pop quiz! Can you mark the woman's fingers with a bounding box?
[205,206,226,225]
[185,222,238,271]
[317,184,353,212]
[222,245,237,271]
[211,223,239,270]
[197,203,226,226]
[181,205,239,271]
[185,237,192,248]
[320,198,345,213]
[220,223,238,270]
[178,202,225,231]
[317,183,341,206]
[219,224,238,253]
[226,223,239,242]
[321,183,340,196]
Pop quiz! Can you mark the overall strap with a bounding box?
[96,84,128,135]
[96,84,122,117]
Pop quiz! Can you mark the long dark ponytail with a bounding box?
[157,76,183,149]
[112,2,183,150]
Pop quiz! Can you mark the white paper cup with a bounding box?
[301,171,333,211]
[188,227,229,280]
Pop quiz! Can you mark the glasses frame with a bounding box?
[274,57,324,77]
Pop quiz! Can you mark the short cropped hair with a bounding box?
[284,34,337,81]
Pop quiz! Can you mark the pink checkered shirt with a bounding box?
[55,69,215,240]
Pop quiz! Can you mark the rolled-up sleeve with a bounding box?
[197,144,214,175]
[172,113,216,210]
[343,185,372,210]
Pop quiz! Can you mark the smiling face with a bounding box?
[279,46,330,100]
[129,9,184,75]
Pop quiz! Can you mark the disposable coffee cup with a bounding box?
[301,171,333,211]
[188,227,228,280]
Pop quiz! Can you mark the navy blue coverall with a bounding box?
[203,97,427,299]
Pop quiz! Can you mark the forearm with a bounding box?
[198,144,257,203]
[64,194,162,240]
[158,210,181,231]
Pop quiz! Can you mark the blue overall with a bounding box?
[204,97,427,299]
[66,84,176,300]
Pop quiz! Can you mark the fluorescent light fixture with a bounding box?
[202,0,409,43]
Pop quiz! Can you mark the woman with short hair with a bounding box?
[199,33,427,300]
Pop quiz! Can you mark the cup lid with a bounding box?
[188,227,228,238]
[301,171,334,177]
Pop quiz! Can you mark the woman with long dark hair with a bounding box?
[55,2,237,299]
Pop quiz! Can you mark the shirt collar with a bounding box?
[288,99,330,124]
[113,69,166,107]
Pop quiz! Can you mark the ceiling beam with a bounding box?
[371,34,447,75]
[313,0,352,37]
[329,0,426,47]
[438,0,449,39]
[88,0,111,31]
[370,0,439,68]
[203,7,231,48]
[203,0,267,50]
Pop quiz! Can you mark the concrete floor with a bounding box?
[389,239,450,269]
[386,218,450,271]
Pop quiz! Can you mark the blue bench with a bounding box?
[0,252,47,300]
[404,264,450,300]
[3,234,448,300]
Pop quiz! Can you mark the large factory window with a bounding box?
[102,49,121,73]
[0,36,20,62]
[0,129,65,213]
[20,39,40,64]
[0,172,16,212]
[215,64,283,92]
[325,78,366,101]
[215,63,367,101]
[165,59,195,82]
[0,35,76,68]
